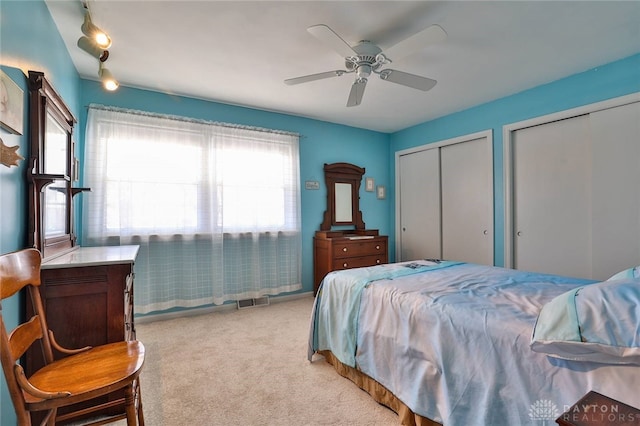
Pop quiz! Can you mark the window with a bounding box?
[83,106,302,311]
[217,144,298,232]
[84,107,300,238]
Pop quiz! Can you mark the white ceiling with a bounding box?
[45,1,640,133]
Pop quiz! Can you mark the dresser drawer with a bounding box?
[313,231,388,295]
[333,254,385,270]
[332,239,387,259]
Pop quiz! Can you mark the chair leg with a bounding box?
[124,384,138,425]
[136,379,145,426]
[44,408,57,426]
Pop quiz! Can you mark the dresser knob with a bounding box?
[375,245,380,250]
[343,263,348,268]
[376,259,381,264]
[342,247,348,252]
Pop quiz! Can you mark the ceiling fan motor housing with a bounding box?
[347,41,384,76]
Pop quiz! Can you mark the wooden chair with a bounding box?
[0,248,145,425]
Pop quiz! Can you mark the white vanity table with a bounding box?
[42,245,139,269]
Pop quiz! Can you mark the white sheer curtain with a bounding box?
[83,106,301,314]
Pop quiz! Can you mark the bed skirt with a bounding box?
[318,350,441,426]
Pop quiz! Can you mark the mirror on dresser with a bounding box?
[314,162,388,294]
[320,162,366,231]
[27,71,88,259]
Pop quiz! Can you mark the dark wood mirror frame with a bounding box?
[27,71,87,259]
[320,162,365,231]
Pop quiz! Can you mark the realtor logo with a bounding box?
[558,400,640,424]
[529,399,560,423]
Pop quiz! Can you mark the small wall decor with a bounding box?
[376,185,386,200]
[0,70,24,135]
[305,180,320,190]
[365,177,375,192]
[0,137,24,168]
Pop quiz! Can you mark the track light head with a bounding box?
[99,66,119,91]
[81,12,112,49]
[77,36,109,62]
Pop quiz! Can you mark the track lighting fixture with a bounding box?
[77,36,109,62]
[77,6,119,91]
[81,11,111,49]
[99,64,119,91]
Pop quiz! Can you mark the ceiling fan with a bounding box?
[284,24,447,107]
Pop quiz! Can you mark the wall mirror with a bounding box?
[27,71,85,259]
[320,162,365,231]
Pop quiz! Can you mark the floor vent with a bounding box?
[237,296,270,310]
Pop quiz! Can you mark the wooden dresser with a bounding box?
[313,230,388,294]
[26,245,139,424]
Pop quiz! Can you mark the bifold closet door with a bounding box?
[512,115,592,278]
[398,148,441,261]
[440,138,493,265]
[590,101,640,280]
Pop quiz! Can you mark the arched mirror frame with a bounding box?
[320,162,366,231]
[27,71,85,259]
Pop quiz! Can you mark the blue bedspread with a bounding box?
[308,260,461,367]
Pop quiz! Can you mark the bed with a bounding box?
[308,260,640,425]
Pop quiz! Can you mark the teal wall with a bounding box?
[390,53,640,266]
[0,65,29,426]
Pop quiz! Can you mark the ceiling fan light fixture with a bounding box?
[81,12,112,49]
[99,65,119,91]
[356,64,372,79]
[77,36,109,62]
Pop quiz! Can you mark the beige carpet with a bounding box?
[129,296,398,425]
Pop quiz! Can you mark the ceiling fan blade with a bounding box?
[284,70,347,85]
[346,79,367,107]
[379,69,437,91]
[383,24,447,60]
[307,24,357,58]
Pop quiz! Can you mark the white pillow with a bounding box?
[530,278,640,364]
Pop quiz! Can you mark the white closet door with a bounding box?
[590,101,640,280]
[398,148,441,261]
[512,115,592,278]
[441,137,493,265]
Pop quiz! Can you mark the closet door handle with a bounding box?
[517,231,522,237]
[483,230,488,235]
